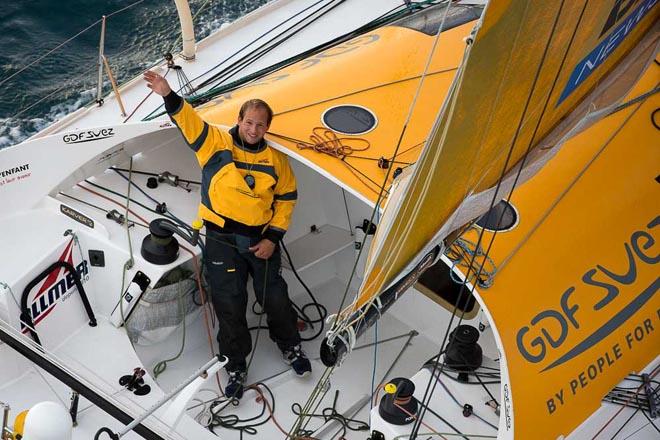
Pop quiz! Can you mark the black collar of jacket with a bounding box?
[229,125,267,153]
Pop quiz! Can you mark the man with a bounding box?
[144,71,311,399]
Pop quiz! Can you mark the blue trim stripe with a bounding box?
[234,161,278,182]
[190,123,210,152]
[201,150,233,209]
[274,190,297,201]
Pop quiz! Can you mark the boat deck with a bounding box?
[134,275,502,439]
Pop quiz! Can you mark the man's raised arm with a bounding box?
[143,70,226,163]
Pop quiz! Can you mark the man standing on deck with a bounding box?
[144,70,311,399]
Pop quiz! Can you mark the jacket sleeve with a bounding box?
[264,154,297,243]
[165,91,229,166]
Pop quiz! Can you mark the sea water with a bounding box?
[0,0,267,148]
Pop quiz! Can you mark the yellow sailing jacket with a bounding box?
[168,97,297,241]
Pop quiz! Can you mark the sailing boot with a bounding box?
[225,369,247,400]
[282,345,312,377]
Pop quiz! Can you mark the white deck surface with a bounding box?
[132,276,505,439]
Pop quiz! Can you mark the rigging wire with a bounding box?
[324,0,458,361]
[195,0,340,90]
[142,0,448,120]
[272,68,457,119]
[110,167,201,185]
[2,0,148,123]
[290,2,459,433]
[496,81,658,273]
[370,320,378,413]
[142,0,347,120]
[195,0,440,93]
[592,365,660,440]
[111,168,192,231]
[0,20,103,88]
[329,0,465,337]
[82,178,192,231]
[410,0,571,436]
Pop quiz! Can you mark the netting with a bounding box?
[126,267,201,345]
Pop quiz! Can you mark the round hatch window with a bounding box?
[322,105,377,135]
[475,200,518,232]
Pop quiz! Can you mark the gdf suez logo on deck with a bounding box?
[21,240,89,333]
[515,215,659,370]
[63,128,114,144]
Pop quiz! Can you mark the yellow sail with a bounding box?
[356,0,659,309]
[467,60,660,438]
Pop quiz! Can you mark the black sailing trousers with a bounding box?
[205,229,301,372]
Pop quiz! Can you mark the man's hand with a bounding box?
[143,70,172,96]
[249,239,276,259]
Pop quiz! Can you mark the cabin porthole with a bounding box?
[475,200,519,232]
[321,105,377,135]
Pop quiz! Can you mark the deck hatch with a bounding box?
[476,200,518,232]
[321,105,377,135]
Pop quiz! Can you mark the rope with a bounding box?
[331,0,455,330]
[122,69,170,123]
[291,390,370,439]
[75,179,223,390]
[591,364,660,439]
[116,159,137,330]
[296,127,370,158]
[319,0,456,363]
[269,130,388,196]
[152,281,187,378]
[445,230,497,288]
[193,0,351,90]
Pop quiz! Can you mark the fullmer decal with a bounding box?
[557,0,657,105]
[63,128,114,144]
[21,239,89,333]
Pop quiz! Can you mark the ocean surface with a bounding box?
[0,0,268,148]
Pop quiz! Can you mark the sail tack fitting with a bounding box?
[320,246,440,367]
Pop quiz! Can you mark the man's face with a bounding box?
[237,107,270,145]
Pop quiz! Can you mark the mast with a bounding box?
[174,0,196,60]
